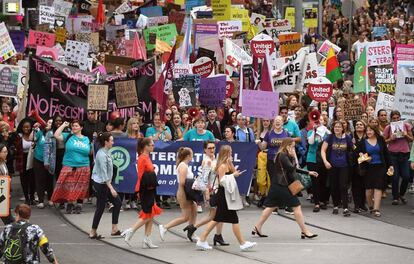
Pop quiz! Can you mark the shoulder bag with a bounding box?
[208,173,218,207]
[278,154,304,196]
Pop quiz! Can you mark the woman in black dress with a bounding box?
[196,145,257,251]
[253,138,318,239]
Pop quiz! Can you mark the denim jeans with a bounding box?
[389,153,410,200]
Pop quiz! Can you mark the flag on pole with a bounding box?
[150,45,176,117]
[325,47,342,83]
[96,0,105,24]
[132,32,147,60]
[353,47,368,94]
[250,54,259,90]
[178,16,192,64]
[259,53,273,92]
[238,61,244,107]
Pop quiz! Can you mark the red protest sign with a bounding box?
[192,57,214,78]
[307,77,333,102]
[250,33,275,59]
[28,30,56,48]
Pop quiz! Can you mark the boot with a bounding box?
[213,234,229,246]
[143,236,159,249]
[183,224,197,242]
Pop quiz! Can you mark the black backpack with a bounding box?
[3,223,30,264]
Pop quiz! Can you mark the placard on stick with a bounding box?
[87,85,108,111]
[0,176,10,217]
[338,98,363,120]
[114,80,138,108]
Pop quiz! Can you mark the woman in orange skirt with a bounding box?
[121,137,161,248]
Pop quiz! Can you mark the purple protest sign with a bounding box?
[9,31,25,53]
[199,75,226,107]
[242,90,279,119]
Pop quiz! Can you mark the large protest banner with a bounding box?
[110,138,138,193]
[375,92,394,116]
[153,141,257,196]
[366,40,392,67]
[28,57,156,122]
[242,90,279,119]
[395,64,414,120]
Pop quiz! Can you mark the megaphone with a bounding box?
[29,110,46,127]
[307,110,321,130]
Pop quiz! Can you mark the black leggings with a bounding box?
[329,167,349,209]
[307,162,329,205]
[351,167,365,208]
[33,158,54,204]
[92,181,122,230]
[20,153,36,202]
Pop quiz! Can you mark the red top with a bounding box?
[2,113,16,130]
[135,154,154,193]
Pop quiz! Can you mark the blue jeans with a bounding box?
[389,153,410,200]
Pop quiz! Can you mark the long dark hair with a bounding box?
[137,137,153,155]
[176,147,192,165]
[0,143,7,163]
[15,118,34,135]
[97,132,112,147]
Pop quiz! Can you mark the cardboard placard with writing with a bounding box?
[199,75,226,107]
[115,80,139,108]
[0,64,21,97]
[36,23,50,32]
[368,66,395,95]
[338,98,363,120]
[39,5,55,29]
[104,54,135,73]
[55,28,67,43]
[242,90,279,119]
[28,30,56,48]
[172,75,199,108]
[87,85,109,111]
[279,32,302,57]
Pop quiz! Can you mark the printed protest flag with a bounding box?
[353,47,368,94]
[150,44,176,117]
[250,54,259,90]
[259,53,273,92]
[325,47,342,83]
[132,32,147,60]
[96,0,105,24]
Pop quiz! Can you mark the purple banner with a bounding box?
[9,30,25,53]
[242,90,279,119]
[199,75,226,107]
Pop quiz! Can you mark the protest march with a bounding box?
[0,0,414,260]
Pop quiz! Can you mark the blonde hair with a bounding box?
[176,147,193,165]
[276,138,295,160]
[126,117,141,139]
[215,145,235,173]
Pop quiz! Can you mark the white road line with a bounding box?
[257,242,404,246]
[50,242,105,246]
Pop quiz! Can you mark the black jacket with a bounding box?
[272,152,308,186]
[355,136,390,169]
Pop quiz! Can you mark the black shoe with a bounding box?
[162,201,171,209]
[392,200,399,205]
[320,203,327,210]
[213,234,230,246]
[66,203,74,214]
[343,209,351,217]
[301,232,318,239]
[183,224,197,242]
[284,207,294,215]
[74,204,82,214]
[332,207,339,215]
[353,208,361,214]
[251,226,268,238]
[359,205,368,212]
[313,206,320,213]
[400,197,407,205]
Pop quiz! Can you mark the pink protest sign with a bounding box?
[242,90,279,119]
[28,30,56,48]
[394,44,414,73]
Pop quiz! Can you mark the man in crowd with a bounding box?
[206,108,223,140]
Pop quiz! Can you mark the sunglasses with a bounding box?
[165,113,172,116]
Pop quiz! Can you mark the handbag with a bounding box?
[296,166,312,189]
[192,170,208,192]
[209,174,218,207]
[278,155,304,196]
[184,178,203,203]
[26,145,35,170]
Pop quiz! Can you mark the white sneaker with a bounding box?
[19,196,25,201]
[121,228,135,246]
[197,205,203,213]
[240,241,257,251]
[192,234,200,242]
[37,203,45,209]
[159,225,167,241]
[409,184,414,194]
[242,197,250,207]
[196,240,212,250]
[124,203,131,210]
[143,236,159,249]
[130,201,137,209]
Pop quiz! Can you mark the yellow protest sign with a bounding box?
[175,0,185,5]
[304,8,318,28]
[285,7,295,28]
[231,8,250,32]
[212,0,231,21]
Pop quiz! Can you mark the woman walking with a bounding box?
[190,141,229,246]
[14,118,36,205]
[51,120,92,214]
[196,145,257,251]
[321,121,353,216]
[253,138,318,238]
[33,119,54,209]
[121,138,162,248]
[158,147,198,242]
[89,132,122,239]
[356,125,392,217]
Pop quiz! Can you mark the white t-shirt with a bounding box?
[352,40,368,60]
[177,162,194,184]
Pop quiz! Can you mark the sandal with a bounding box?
[89,234,104,239]
[111,230,122,236]
[372,210,381,217]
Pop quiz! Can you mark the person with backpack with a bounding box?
[89,132,122,239]
[0,204,58,264]
[321,121,354,217]
[121,138,161,248]
[51,120,92,214]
